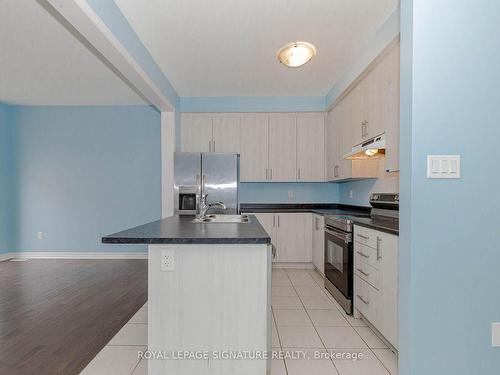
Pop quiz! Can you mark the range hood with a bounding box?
[343,133,386,160]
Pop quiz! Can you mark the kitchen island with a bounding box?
[103,215,272,375]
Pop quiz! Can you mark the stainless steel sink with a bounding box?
[191,214,251,224]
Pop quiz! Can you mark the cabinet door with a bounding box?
[268,114,297,182]
[181,114,213,152]
[252,213,278,255]
[240,114,269,182]
[378,231,398,349]
[338,99,353,179]
[383,43,400,172]
[362,62,386,139]
[276,213,312,262]
[346,84,364,147]
[296,114,325,182]
[213,115,240,153]
[312,214,325,274]
[325,109,338,181]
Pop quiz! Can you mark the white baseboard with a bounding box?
[12,252,148,259]
[0,252,15,262]
[272,262,314,269]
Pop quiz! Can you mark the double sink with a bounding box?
[191,214,251,224]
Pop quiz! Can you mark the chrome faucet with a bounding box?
[198,194,226,218]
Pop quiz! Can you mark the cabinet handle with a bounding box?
[297,168,301,180]
[266,168,269,180]
[356,268,370,277]
[272,245,276,259]
[357,234,370,240]
[315,217,320,230]
[277,215,280,227]
[357,295,370,305]
[270,168,273,180]
[208,140,212,152]
[213,140,215,152]
[376,236,382,260]
[356,251,369,258]
[272,215,276,228]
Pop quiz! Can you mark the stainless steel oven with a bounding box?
[324,223,353,314]
[323,194,399,315]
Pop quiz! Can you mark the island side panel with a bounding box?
[148,244,270,375]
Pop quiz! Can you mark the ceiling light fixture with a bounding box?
[277,41,317,68]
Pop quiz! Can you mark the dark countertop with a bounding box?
[240,203,371,215]
[240,203,399,235]
[351,216,399,235]
[102,215,271,245]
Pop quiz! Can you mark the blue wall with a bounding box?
[8,105,161,253]
[337,179,378,207]
[240,183,338,204]
[0,103,12,253]
[85,0,182,150]
[180,97,326,113]
[400,1,500,374]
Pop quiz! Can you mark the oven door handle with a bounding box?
[325,228,352,243]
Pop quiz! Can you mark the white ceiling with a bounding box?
[115,0,398,97]
[0,0,146,105]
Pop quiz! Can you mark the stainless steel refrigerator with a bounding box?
[174,152,239,215]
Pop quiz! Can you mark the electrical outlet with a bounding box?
[287,191,294,199]
[37,231,44,240]
[349,190,354,199]
[161,249,175,272]
[492,323,500,347]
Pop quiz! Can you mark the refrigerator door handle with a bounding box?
[196,174,201,213]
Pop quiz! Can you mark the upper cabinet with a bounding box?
[326,40,400,179]
[268,114,297,182]
[212,115,240,153]
[383,44,400,172]
[181,112,325,182]
[296,113,326,182]
[351,43,399,147]
[239,114,269,182]
[180,113,240,154]
[326,98,379,181]
[181,114,213,152]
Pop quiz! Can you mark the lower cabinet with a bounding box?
[312,214,325,274]
[251,212,312,263]
[353,225,398,349]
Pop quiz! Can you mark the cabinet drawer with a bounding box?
[354,275,380,325]
[354,257,381,290]
[354,226,378,248]
[354,242,379,269]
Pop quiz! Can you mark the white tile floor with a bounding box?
[80,268,398,375]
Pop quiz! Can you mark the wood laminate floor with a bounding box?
[0,259,147,375]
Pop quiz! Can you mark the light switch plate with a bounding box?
[492,323,500,347]
[427,155,461,178]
